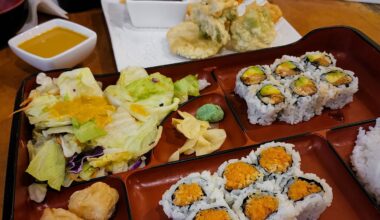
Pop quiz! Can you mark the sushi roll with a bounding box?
[232,188,297,220]
[217,152,264,204]
[279,73,321,124]
[301,51,336,72]
[255,142,301,186]
[186,201,239,220]
[271,55,304,82]
[282,173,333,220]
[318,67,358,109]
[244,82,288,125]
[235,65,272,98]
[159,171,223,220]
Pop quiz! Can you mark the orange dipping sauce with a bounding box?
[18,27,88,58]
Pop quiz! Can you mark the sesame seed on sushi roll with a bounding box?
[186,201,239,220]
[217,152,264,204]
[301,51,336,72]
[159,171,224,220]
[244,82,289,125]
[317,67,358,110]
[255,142,302,186]
[232,188,297,220]
[271,55,304,82]
[235,65,272,98]
[282,173,333,220]
[279,73,322,124]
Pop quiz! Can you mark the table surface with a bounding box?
[0,0,379,217]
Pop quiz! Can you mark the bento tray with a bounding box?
[4,26,380,219]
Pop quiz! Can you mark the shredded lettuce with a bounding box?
[73,120,106,143]
[117,66,149,87]
[174,75,200,103]
[26,139,65,190]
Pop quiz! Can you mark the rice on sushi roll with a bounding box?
[282,173,333,220]
[217,151,264,204]
[186,201,239,220]
[279,73,321,124]
[235,65,272,98]
[271,55,304,82]
[245,82,288,125]
[159,171,223,220]
[232,188,297,220]
[317,67,358,109]
[301,51,336,72]
[255,142,302,186]
[351,118,380,205]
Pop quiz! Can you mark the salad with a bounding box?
[22,67,207,197]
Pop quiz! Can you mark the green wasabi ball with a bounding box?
[195,104,224,123]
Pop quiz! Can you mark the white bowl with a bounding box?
[8,19,97,71]
[127,0,189,28]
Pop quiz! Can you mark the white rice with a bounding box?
[317,67,358,110]
[159,171,224,220]
[232,188,298,220]
[300,51,337,72]
[282,173,333,220]
[351,118,380,204]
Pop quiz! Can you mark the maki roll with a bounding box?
[282,173,333,220]
[159,171,223,220]
[186,202,239,220]
[233,188,297,220]
[301,51,336,72]
[318,67,358,109]
[245,83,288,125]
[279,73,321,124]
[235,65,272,98]
[271,55,304,81]
[255,142,301,186]
[217,152,264,204]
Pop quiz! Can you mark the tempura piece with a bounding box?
[264,2,283,23]
[68,182,119,220]
[229,3,276,52]
[167,22,223,59]
[40,208,83,220]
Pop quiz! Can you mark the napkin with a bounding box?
[18,0,68,33]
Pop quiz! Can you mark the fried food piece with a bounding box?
[40,208,83,220]
[167,22,223,59]
[68,182,119,220]
[264,2,283,23]
[229,3,276,52]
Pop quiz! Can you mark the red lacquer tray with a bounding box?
[3,26,380,219]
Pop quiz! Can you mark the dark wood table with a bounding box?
[0,0,379,216]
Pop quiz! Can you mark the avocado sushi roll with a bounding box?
[279,73,322,124]
[217,152,264,204]
[233,188,297,220]
[186,202,239,220]
[160,171,224,220]
[282,173,333,220]
[255,142,301,186]
[301,51,336,71]
[235,65,272,98]
[271,55,304,81]
[244,82,288,125]
[318,67,358,109]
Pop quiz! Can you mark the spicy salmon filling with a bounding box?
[224,162,261,190]
[259,147,292,174]
[173,183,204,206]
[287,178,323,201]
[244,194,279,220]
[195,209,231,220]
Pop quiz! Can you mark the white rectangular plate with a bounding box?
[101,0,302,71]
